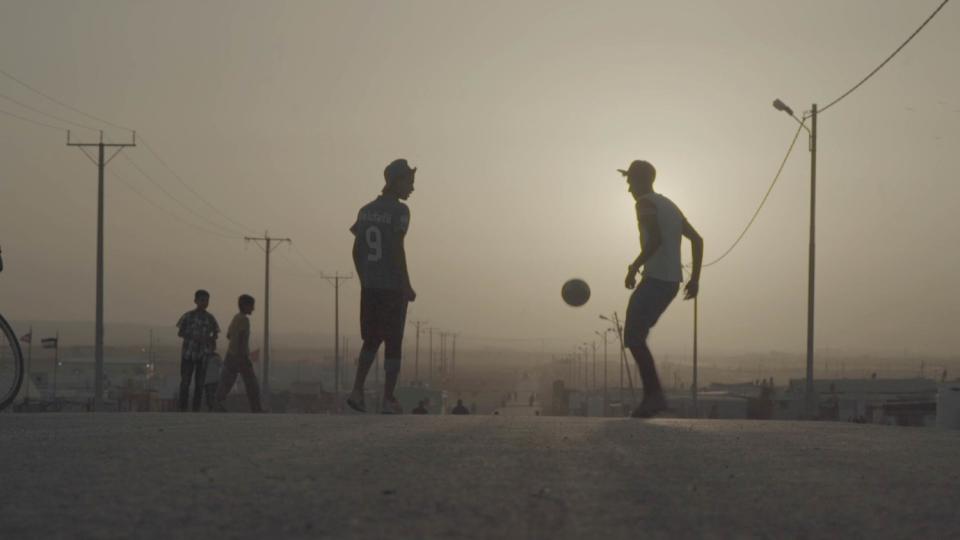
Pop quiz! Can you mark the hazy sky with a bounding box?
[0,0,957,357]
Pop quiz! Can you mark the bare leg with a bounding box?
[239,362,262,412]
[351,341,380,394]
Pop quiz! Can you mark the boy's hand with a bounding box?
[683,280,699,300]
[624,265,638,289]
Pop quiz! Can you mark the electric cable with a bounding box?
[0,106,67,132]
[110,169,243,240]
[0,91,99,133]
[819,0,951,114]
[692,121,805,269]
[119,152,246,238]
[290,244,325,275]
[137,135,258,235]
[0,67,134,132]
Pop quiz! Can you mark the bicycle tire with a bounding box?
[0,313,25,412]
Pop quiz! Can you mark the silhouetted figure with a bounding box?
[451,399,469,415]
[412,400,429,414]
[215,295,262,412]
[202,352,222,411]
[176,289,219,412]
[347,159,417,415]
[618,160,703,418]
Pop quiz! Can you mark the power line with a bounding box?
[138,135,257,235]
[819,0,951,114]
[0,91,99,133]
[119,152,245,238]
[697,121,806,268]
[110,169,243,240]
[0,66,133,131]
[0,106,66,132]
[291,244,324,275]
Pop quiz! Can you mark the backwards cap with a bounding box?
[384,158,417,183]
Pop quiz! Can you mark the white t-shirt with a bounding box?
[637,192,685,283]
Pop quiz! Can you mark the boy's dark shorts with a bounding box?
[623,278,680,348]
[360,288,409,344]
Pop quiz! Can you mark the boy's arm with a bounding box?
[397,207,415,301]
[176,313,187,339]
[239,318,251,359]
[209,316,220,347]
[682,218,704,299]
[397,233,415,302]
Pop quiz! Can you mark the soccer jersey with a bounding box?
[350,196,410,291]
[636,192,685,283]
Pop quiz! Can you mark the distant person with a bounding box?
[215,294,262,412]
[346,159,417,414]
[412,400,428,414]
[451,399,469,415]
[202,352,223,411]
[619,160,703,418]
[176,289,220,412]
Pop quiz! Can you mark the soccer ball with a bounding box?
[561,278,591,307]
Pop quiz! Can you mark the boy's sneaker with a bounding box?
[346,391,366,413]
[631,394,669,418]
[381,397,403,415]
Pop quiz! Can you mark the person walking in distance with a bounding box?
[619,160,703,418]
[176,289,220,412]
[215,294,262,412]
[346,158,417,414]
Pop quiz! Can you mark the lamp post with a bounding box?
[600,313,636,412]
[595,329,611,417]
[773,98,817,419]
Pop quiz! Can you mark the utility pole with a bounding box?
[591,341,597,391]
[67,130,136,411]
[25,326,32,402]
[148,328,154,380]
[773,98,818,419]
[244,232,291,409]
[440,332,448,379]
[596,330,609,416]
[806,103,818,420]
[451,333,457,385]
[321,272,352,412]
[408,320,427,384]
[692,297,699,417]
[343,336,350,389]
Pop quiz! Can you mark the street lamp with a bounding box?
[773,98,817,419]
[595,329,612,417]
[600,313,637,410]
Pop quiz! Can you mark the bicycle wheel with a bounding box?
[0,313,25,411]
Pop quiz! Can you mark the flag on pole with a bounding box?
[20,332,32,344]
[41,337,58,349]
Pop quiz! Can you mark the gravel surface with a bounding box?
[1,414,959,539]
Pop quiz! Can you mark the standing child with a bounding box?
[203,352,222,411]
[346,158,417,414]
[214,294,262,412]
[176,289,220,412]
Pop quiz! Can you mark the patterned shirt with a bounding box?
[176,309,220,359]
[350,196,410,291]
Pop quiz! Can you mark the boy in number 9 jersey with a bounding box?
[347,159,417,414]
